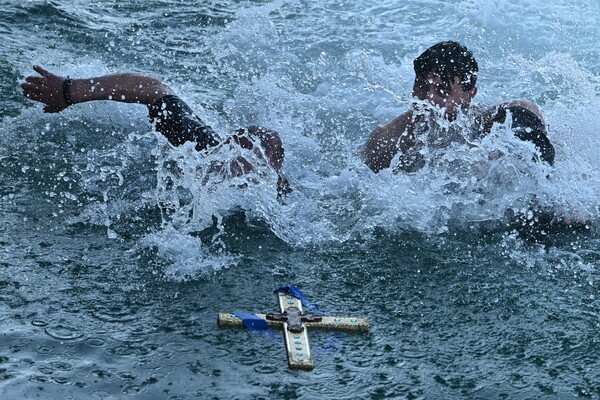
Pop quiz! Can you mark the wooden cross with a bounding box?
[218,291,369,370]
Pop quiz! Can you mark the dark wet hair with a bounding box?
[413,41,478,93]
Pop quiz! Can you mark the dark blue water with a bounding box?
[2,1,600,398]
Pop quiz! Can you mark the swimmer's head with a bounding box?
[412,41,479,119]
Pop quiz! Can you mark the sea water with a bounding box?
[2,0,600,398]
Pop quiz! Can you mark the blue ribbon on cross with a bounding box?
[232,312,281,341]
[273,285,326,315]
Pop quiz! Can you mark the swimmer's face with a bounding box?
[413,73,477,120]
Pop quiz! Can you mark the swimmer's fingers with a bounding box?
[21,82,52,101]
[25,76,45,85]
[561,216,593,230]
[33,65,54,78]
[21,77,53,97]
[22,66,69,111]
[21,82,42,100]
[22,81,69,113]
[28,65,64,90]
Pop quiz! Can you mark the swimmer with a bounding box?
[21,66,291,196]
[363,41,554,173]
[362,41,588,238]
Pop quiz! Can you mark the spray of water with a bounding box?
[6,1,600,279]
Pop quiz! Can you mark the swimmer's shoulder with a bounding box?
[366,110,412,147]
[378,110,413,132]
[364,110,414,173]
[470,100,545,139]
[502,99,544,124]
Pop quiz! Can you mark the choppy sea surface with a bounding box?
[2,0,600,398]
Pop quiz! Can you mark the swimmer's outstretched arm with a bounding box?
[21,65,221,151]
[21,65,174,113]
[21,65,291,194]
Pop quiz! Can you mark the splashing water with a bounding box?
[3,1,600,398]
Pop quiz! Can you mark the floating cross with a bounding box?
[218,290,369,370]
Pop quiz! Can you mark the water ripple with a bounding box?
[85,337,106,347]
[44,325,84,341]
[91,305,138,323]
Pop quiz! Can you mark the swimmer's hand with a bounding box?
[277,173,292,198]
[21,66,70,113]
[475,106,507,135]
[560,215,593,230]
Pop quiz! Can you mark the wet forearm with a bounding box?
[68,73,174,105]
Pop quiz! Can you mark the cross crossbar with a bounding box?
[218,291,369,370]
